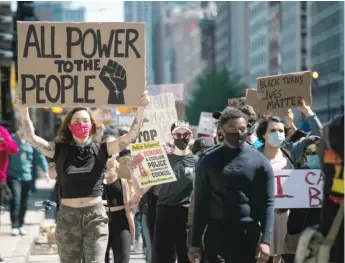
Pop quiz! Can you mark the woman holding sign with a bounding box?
[15,91,149,263]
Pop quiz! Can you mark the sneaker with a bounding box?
[11,228,19,236]
[19,227,27,236]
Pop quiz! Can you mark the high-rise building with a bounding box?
[33,2,85,22]
[215,2,250,85]
[281,2,308,73]
[0,1,14,128]
[124,1,154,85]
[307,1,344,122]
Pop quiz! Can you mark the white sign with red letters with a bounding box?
[274,169,324,209]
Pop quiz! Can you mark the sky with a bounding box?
[11,1,124,22]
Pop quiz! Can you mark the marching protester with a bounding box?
[189,107,275,263]
[212,105,263,148]
[0,123,18,261]
[317,114,344,263]
[102,133,141,263]
[7,124,49,236]
[255,99,322,263]
[14,91,149,263]
[148,121,198,263]
[256,116,295,263]
[0,123,18,205]
[283,136,322,263]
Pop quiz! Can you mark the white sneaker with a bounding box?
[11,228,19,236]
[19,227,27,236]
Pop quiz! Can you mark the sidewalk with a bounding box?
[0,178,55,263]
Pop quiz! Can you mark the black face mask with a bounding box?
[224,132,247,148]
[174,138,190,150]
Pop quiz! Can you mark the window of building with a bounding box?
[311,10,340,36]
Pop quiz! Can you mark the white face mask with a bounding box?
[268,131,285,147]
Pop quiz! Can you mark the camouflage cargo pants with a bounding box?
[56,203,109,263]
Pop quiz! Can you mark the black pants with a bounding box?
[154,206,189,263]
[7,178,31,228]
[146,193,157,242]
[105,211,131,263]
[204,221,261,263]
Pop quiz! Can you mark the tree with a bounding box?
[185,65,246,125]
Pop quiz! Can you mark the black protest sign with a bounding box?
[17,22,145,107]
[256,71,312,116]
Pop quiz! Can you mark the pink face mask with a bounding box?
[69,123,92,139]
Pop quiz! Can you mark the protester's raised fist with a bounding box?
[99,60,127,104]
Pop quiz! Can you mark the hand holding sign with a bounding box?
[298,98,314,117]
[138,91,150,109]
[99,60,127,104]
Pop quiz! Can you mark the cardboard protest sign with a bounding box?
[274,169,323,209]
[197,112,217,136]
[245,89,261,114]
[256,71,312,115]
[17,21,145,107]
[133,124,161,144]
[228,97,245,108]
[112,114,136,128]
[130,141,176,188]
[143,93,178,143]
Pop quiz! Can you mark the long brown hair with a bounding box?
[58,107,97,143]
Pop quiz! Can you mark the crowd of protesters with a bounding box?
[0,91,343,263]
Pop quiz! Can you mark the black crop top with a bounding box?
[104,178,125,207]
[54,141,109,199]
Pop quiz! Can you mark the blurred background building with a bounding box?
[307,1,344,123]
[33,1,85,21]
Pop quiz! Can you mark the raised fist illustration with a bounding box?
[99,60,127,104]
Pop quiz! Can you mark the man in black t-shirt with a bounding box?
[153,121,198,263]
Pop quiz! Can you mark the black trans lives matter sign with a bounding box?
[17,22,146,107]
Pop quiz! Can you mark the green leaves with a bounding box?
[185,65,246,125]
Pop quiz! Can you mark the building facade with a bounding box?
[33,2,85,22]
[307,1,344,122]
[248,2,269,89]
[215,2,249,85]
[124,1,154,85]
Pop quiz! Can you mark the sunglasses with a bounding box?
[172,133,192,140]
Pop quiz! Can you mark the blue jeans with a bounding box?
[134,213,142,242]
[142,214,152,263]
[7,178,31,228]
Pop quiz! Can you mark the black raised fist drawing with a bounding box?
[99,60,127,104]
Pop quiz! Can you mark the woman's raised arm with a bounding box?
[106,92,150,156]
[16,96,55,159]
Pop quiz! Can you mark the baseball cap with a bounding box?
[212,107,231,120]
[171,121,192,134]
[192,137,215,154]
